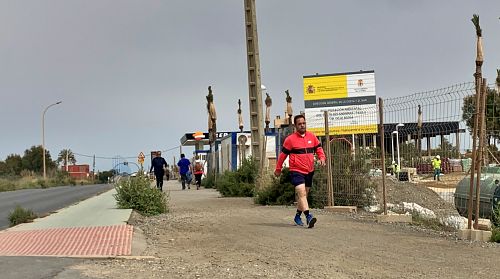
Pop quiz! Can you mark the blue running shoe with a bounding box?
[306,214,317,228]
[294,214,304,226]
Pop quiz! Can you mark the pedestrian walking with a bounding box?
[432,155,441,181]
[391,160,400,179]
[177,153,192,190]
[274,114,326,228]
[193,155,204,190]
[165,168,170,181]
[150,151,168,191]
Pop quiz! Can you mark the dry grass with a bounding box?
[0,177,39,192]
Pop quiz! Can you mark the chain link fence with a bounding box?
[383,83,475,207]
[308,99,380,209]
[308,81,500,224]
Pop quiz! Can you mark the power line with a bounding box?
[73,145,181,160]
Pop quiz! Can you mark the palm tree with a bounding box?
[57,149,76,170]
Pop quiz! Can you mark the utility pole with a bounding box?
[244,0,264,169]
[92,154,96,182]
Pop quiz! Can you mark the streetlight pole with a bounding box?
[391,132,395,163]
[395,123,404,168]
[42,101,62,180]
[395,130,400,168]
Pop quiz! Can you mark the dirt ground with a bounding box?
[67,180,500,279]
[376,175,459,218]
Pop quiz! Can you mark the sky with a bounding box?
[1,1,499,172]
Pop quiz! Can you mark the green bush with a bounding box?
[215,158,257,197]
[236,157,258,184]
[217,171,255,197]
[202,173,216,189]
[307,141,377,208]
[9,205,37,226]
[491,200,500,228]
[38,179,47,189]
[491,227,500,243]
[255,166,333,208]
[48,171,77,187]
[114,175,168,216]
[491,201,500,243]
[255,168,295,205]
[97,170,116,184]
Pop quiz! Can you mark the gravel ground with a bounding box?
[374,176,459,218]
[64,180,500,279]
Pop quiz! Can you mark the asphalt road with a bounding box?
[0,256,85,279]
[0,184,113,230]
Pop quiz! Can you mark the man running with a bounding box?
[274,114,326,228]
[150,151,168,191]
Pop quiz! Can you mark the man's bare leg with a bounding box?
[296,184,309,212]
[297,185,316,228]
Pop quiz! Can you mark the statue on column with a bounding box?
[206,86,217,144]
[265,93,272,132]
[285,90,293,126]
[238,99,244,132]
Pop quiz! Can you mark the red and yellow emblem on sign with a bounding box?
[193,131,205,141]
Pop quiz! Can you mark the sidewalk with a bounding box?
[9,189,131,231]
[0,189,135,257]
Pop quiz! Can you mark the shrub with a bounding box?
[255,168,295,205]
[411,213,454,232]
[49,171,77,187]
[20,169,33,178]
[215,158,257,197]
[9,205,37,226]
[97,170,116,184]
[217,171,255,197]
[236,157,258,184]
[0,178,16,192]
[491,200,500,228]
[38,179,47,189]
[114,175,168,216]
[491,227,500,243]
[307,141,378,208]
[491,201,500,243]
[256,158,376,209]
[202,173,216,189]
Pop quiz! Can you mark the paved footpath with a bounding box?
[0,189,134,257]
[0,184,113,229]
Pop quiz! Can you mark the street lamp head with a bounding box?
[56,101,62,105]
[261,84,266,90]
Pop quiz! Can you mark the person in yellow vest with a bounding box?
[432,155,442,181]
[391,161,400,178]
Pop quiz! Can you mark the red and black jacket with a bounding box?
[275,131,326,174]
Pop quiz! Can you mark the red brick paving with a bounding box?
[0,224,133,257]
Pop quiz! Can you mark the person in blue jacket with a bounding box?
[177,153,192,190]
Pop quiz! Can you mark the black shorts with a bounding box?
[290,171,314,187]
